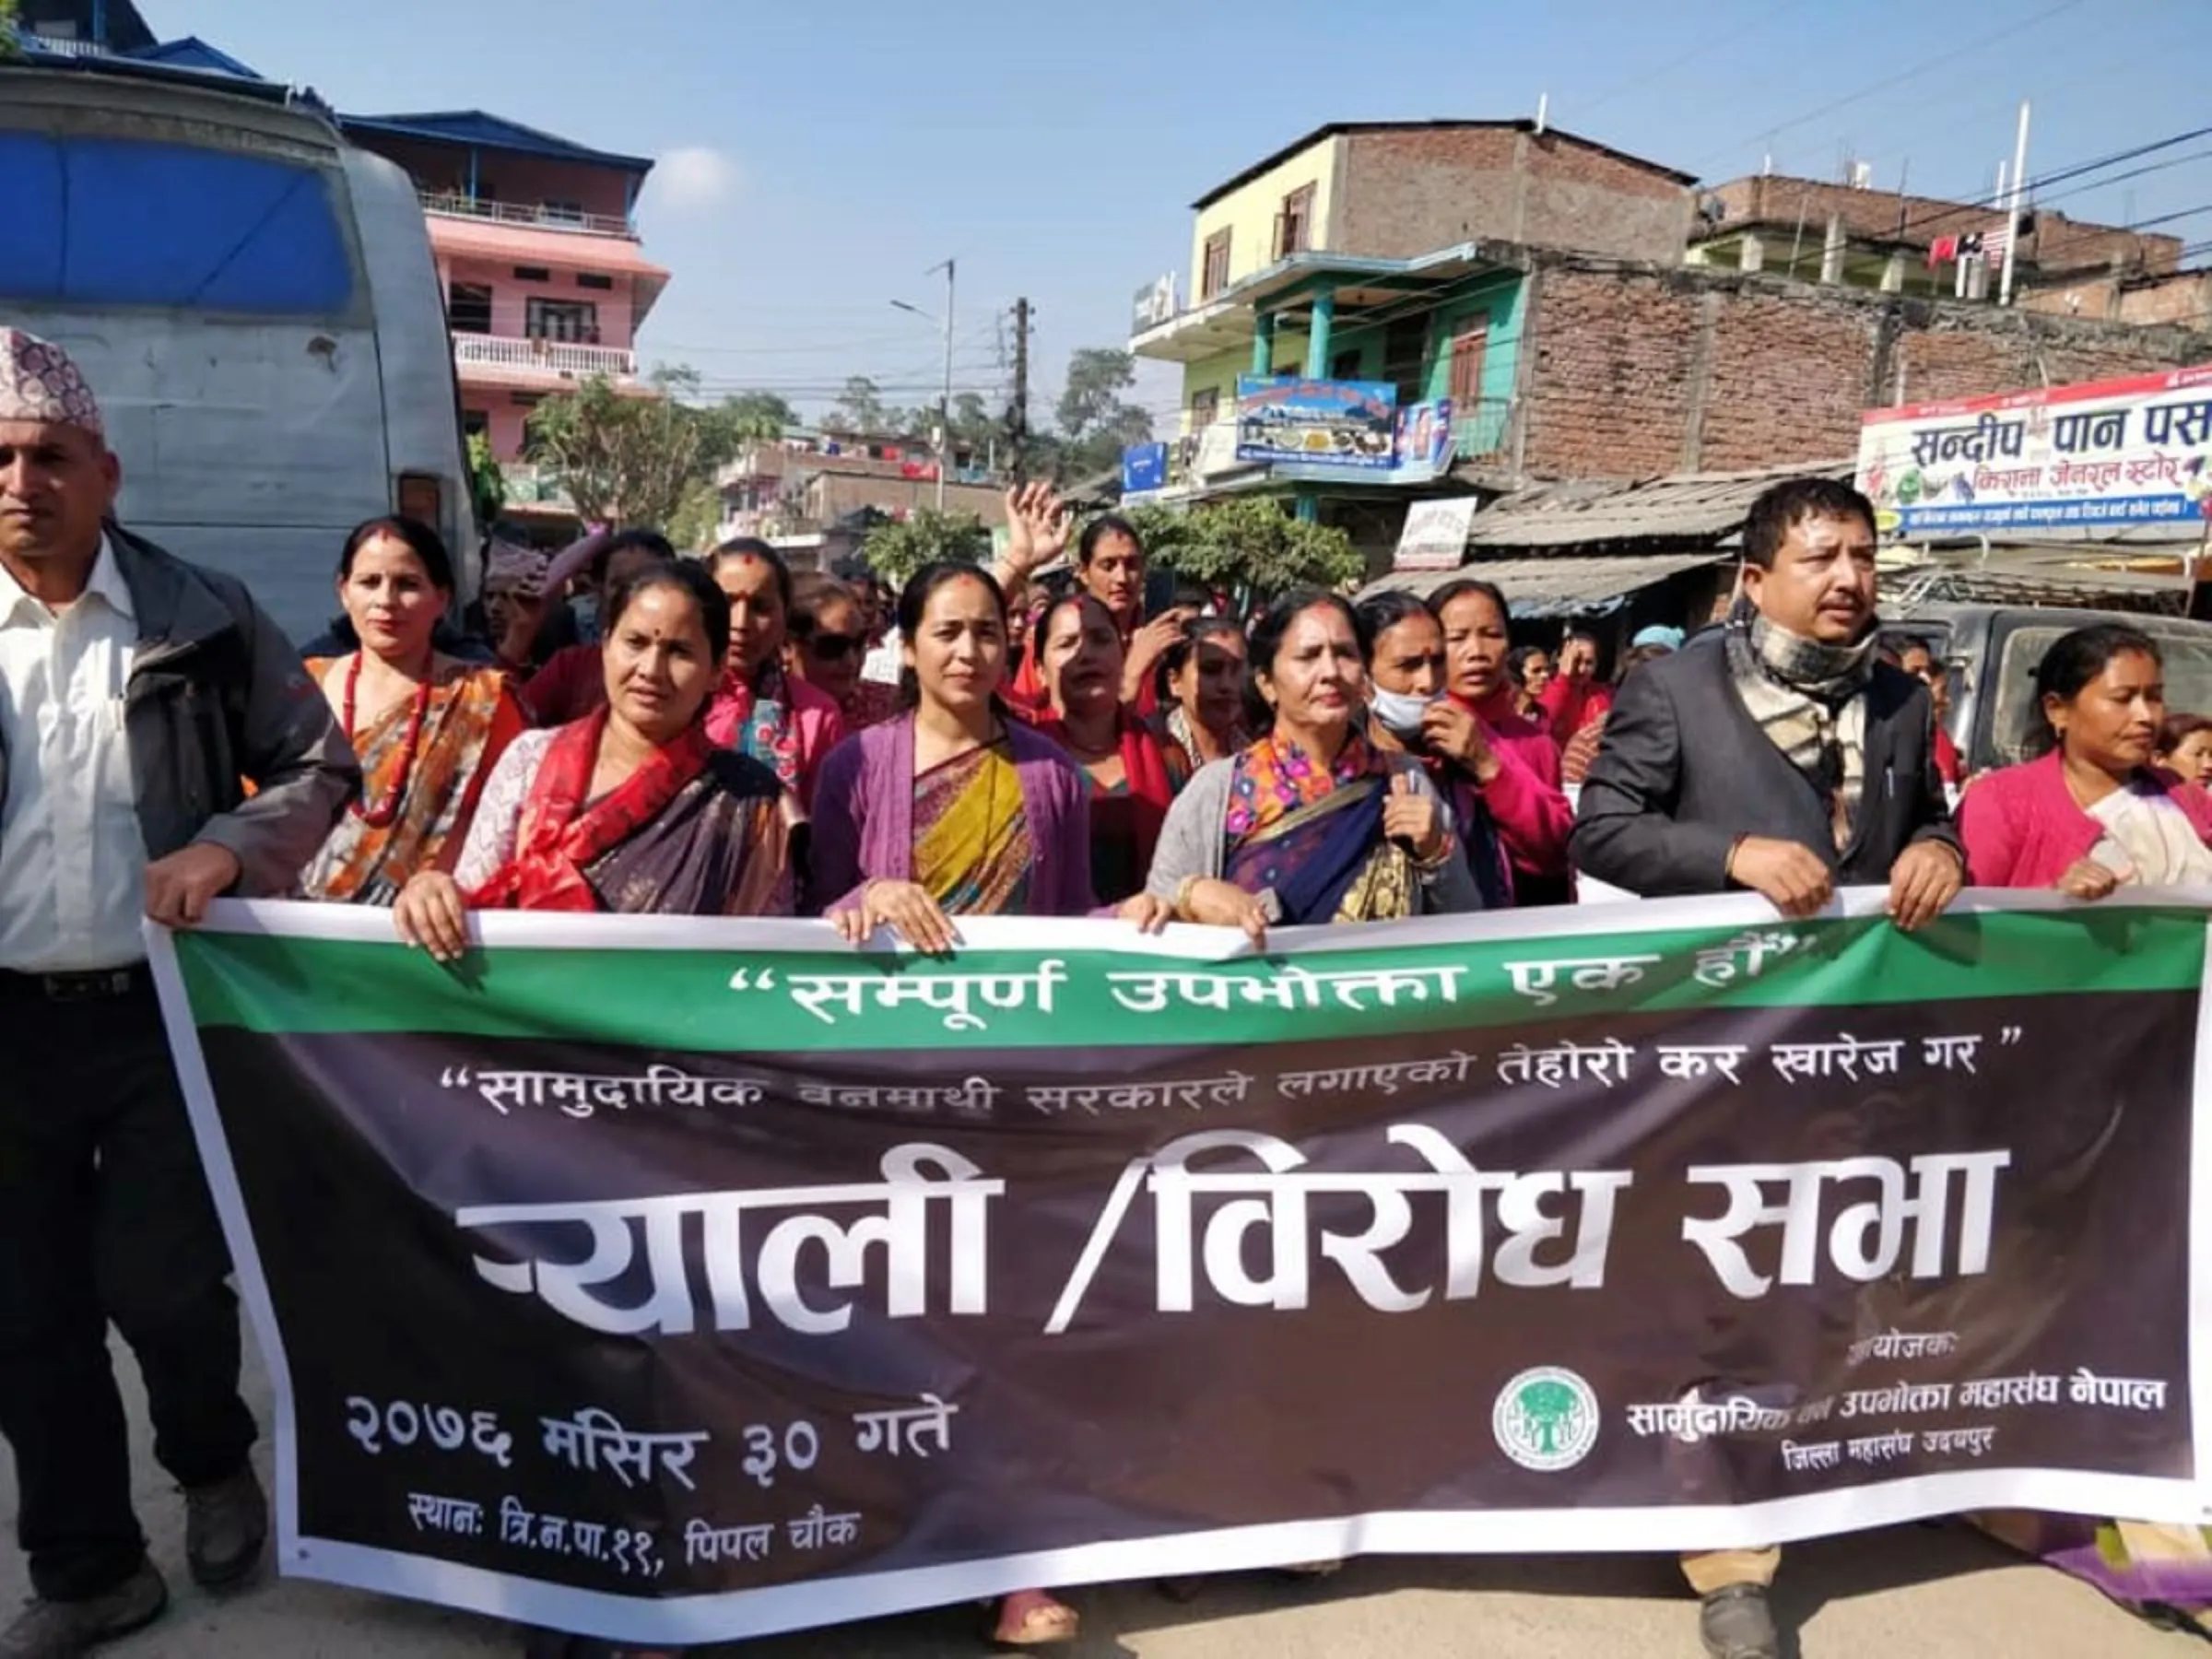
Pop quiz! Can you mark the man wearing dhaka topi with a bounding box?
[0,329,357,1657]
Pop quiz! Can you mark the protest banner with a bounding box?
[149,893,2212,1648]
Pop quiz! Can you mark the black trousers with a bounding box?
[0,976,257,1600]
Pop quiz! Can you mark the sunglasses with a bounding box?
[806,631,862,662]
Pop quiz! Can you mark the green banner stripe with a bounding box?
[174,909,2206,1052]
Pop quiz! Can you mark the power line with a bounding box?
[1685,0,2089,171]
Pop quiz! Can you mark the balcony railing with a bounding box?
[18,32,111,56]
[420,191,638,240]
[453,334,637,380]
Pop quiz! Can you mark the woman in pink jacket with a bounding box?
[1959,622,2212,897]
[1404,581,1575,906]
[1958,618,2212,1630]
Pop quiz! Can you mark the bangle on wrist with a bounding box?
[1172,874,1202,921]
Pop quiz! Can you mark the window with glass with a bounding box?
[0,131,356,315]
[525,299,598,343]
[1200,229,1231,300]
[1276,184,1315,258]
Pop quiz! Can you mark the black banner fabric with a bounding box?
[156,900,2212,1644]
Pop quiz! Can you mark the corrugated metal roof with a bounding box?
[1462,459,1855,550]
[1363,552,1727,616]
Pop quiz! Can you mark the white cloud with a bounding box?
[648,147,738,211]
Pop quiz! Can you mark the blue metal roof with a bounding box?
[124,37,265,78]
[335,111,654,174]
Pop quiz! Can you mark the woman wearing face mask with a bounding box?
[393,560,792,964]
[705,539,847,808]
[1153,617,1251,768]
[300,517,527,903]
[1144,589,1480,941]
[788,572,902,731]
[1959,624,2212,897]
[1033,593,1186,905]
[1425,581,1575,907]
[1357,592,1524,910]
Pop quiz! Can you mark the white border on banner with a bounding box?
[145,882,2212,959]
[269,1468,2211,1646]
[144,888,2212,1645]
[144,924,305,1573]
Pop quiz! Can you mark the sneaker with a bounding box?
[0,1563,167,1658]
[1699,1583,1781,1659]
[183,1466,268,1592]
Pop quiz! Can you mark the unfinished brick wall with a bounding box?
[1513,258,2211,480]
[1707,175,2179,276]
[1332,125,1692,265]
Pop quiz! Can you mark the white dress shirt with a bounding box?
[0,537,148,971]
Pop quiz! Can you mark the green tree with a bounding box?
[525,369,702,530]
[1513,1379,1582,1458]
[1053,347,1155,481]
[465,430,505,530]
[0,0,19,61]
[665,477,724,554]
[692,393,796,477]
[860,510,994,584]
[1146,497,1364,594]
[831,376,890,434]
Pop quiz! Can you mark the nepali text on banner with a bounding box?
[147,894,2212,1647]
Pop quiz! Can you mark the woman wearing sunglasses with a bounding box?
[788,571,902,731]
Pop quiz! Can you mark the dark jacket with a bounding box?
[1571,628,1959,897]
[65,525,360,895]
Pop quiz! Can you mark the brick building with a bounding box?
[1500,253,2211,483]
[1691,173,2179,299]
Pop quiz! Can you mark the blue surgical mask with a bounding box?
[1369,686,1436,739]
[573,594,602,643]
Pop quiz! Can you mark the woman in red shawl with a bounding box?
[1030,592,1185,903]
[1427,579,1575,906]
[394,559,791,966]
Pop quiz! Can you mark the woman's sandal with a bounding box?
[990,1588,1080,1647]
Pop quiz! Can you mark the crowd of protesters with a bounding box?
[6,325,2212,1659]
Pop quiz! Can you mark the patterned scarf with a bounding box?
[708,659,802,793]
[468,709,716,910]
[1224,730,1386,842]
[1724,602,1876,850]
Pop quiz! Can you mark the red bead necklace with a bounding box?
[343,653,434,828]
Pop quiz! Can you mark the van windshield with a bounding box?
[1988,619,2212,767]
[0,131,355,315]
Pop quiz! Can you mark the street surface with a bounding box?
[0,1334,2195,1658]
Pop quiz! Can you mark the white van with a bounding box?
[0,60,476,640]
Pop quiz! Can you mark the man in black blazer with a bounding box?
[1571,477,1963,1659]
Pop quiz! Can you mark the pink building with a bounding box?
[338,112,669,465]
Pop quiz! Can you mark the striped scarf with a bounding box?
[1724,604,1876,851]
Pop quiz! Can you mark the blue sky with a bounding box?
[145,0,2209,431]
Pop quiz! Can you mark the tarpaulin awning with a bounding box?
[1362,552,1729,617]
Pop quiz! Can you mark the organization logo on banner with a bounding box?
[1492,1367,1601,1472]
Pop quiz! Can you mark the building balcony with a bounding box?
[420,190,636,240]
[453,333,640,384]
